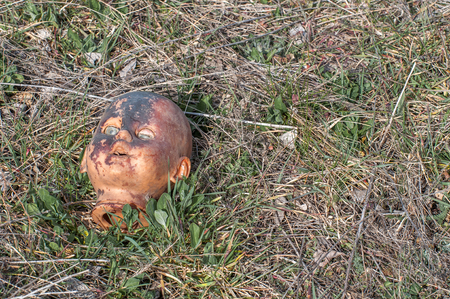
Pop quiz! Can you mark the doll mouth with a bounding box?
[113,151,127,156]
[113,152,127,156]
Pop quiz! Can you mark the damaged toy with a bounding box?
[80,91,192,230]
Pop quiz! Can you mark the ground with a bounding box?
[1,0,450,298]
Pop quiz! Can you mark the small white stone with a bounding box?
[279,130,297,149]
[36,29,51,40]
[296,203,307,211]
[289,24,305,37]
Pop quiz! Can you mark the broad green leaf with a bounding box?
[345,120,354,129]
[157,193,170,210]
[53,225,64,235]
[202,242,217,265]
[38,189,57,210]
[181,185,195,209]
[251,47,260,61]
[190,194,204,209]
[266,48,277,62]
[13,74,24,83]
[154,210,168,227]
[45,9,58,27]
[122,203,131,215]
[26,203,39,215]
[146,198,157,215]
[48,242,60,252]
[67,28,80,43]
[124,277,140,289]
[87,0,102,13]
[274,96,287,112]
[194,281,216,288]
[115,1,129,14]
[145,198,159,226]
[122,204,138,228]
[196,95,212,112]
[190,223,201,248]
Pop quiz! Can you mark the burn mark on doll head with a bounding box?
[104,92,157,118]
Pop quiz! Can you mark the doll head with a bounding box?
[80,91,192,230]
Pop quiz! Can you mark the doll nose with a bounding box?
[115,129,132,142]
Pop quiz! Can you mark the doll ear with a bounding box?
[80,148,88,173]
[170,157,191,183]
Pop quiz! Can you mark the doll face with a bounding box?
[81,92,192,229]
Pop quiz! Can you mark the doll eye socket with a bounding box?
[104,126,119,136]
[137,128,155,140]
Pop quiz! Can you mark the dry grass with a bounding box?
[1,0,450,298]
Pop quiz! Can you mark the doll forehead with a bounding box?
[102,96,179,126]
[107,97,156,117]
[101,98,168,127]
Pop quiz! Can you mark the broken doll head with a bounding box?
[80,91,192,230]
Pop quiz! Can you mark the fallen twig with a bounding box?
[185,112,297,130]
[0,83,297,131]
[341,173,376,298]
[6,258,109,264]
[378,62,416,147]
[0,83,107,101]
[10,269,90,299]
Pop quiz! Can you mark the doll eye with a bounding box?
[137,128,155,140]
[104,126,119,136]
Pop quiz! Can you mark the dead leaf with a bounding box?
[12,103,27,115]
[33,165,40,175]
[442,170,450,181]
[13,92,33,103]
[204,58,224,78]
[0,169,12,192]
[313,250,343,267]
[29,88,52,122]
[435,188,450,200]
[435,192,445,200]
[84,52,102,65]
[119,59,136,79]
[351,188,368,203]
[1,108,11,122]
[65,278,96,299]
[45,72,59,79]
[153,75,166,83]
